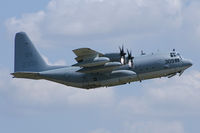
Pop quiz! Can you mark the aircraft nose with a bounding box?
[188,61,193,67]
[184,60,193,68]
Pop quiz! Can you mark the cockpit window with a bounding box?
[175,58,180,62]
[170,52,176,57]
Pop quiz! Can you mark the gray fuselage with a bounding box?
[39,53,192,89]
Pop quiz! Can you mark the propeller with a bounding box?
[127,49,134,67]
[119,45,126,64]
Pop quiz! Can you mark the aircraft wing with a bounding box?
[73,48,122,73]
[73,48,104,63]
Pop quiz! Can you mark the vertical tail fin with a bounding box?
[14,32,48,72]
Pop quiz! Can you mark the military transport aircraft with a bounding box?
[11,32,192,89]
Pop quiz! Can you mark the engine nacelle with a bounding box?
[78,62,121,73]
[75,57,110,67]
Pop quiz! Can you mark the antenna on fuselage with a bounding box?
[141,50,146,55]
[177,53,182,60]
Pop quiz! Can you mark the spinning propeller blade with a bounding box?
[127,49,134,67]
[119,45,126,64]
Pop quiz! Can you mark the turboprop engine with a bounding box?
[73,56,110,67]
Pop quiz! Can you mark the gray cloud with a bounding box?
[0,68,115,114]
[1,67,199,132]
[5,0,200,62]
[117,70,200,118]
[121,121,184,133]
[5,0,186,47]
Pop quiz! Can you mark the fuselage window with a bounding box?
[170,53,176,57]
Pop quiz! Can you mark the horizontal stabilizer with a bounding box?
[11,72,41,79]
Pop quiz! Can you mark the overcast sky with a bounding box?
[0,0,200,133]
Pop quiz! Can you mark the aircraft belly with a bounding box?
[102,77,133,87]
[38,65,188,89]
[84,75,138,88]
[138,68,180,80]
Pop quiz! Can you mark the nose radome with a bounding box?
[185,60,193,67]
[189,61,193,67]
